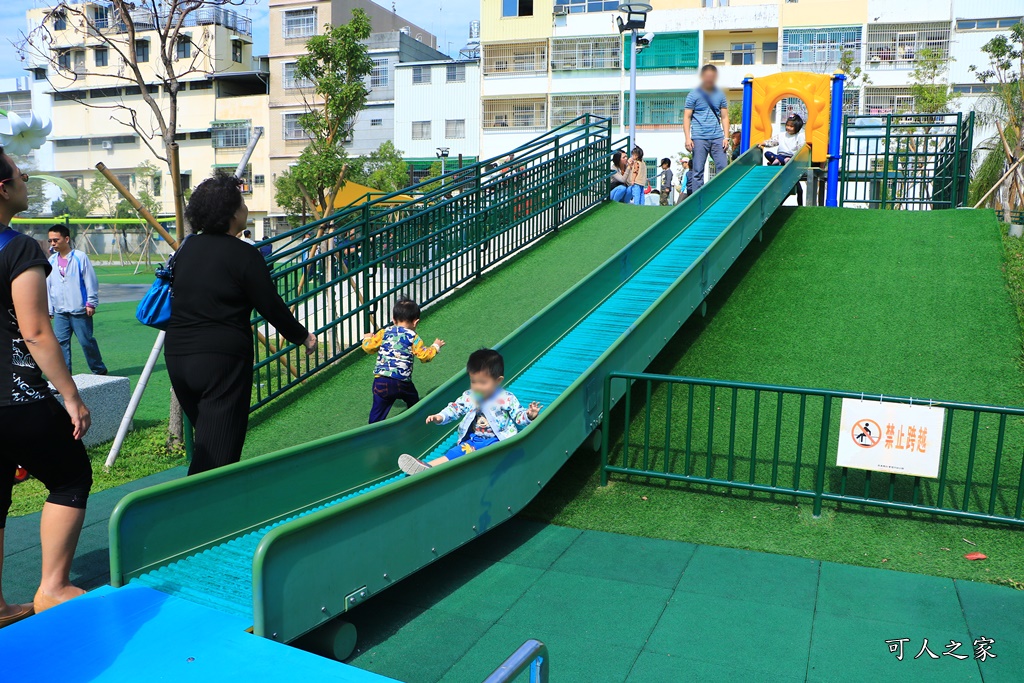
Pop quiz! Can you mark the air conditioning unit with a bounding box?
[101,140,113,150]
[553,4,568,15]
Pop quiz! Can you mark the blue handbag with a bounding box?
[136,237,186,330]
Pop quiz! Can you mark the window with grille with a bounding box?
[53,11,67,30]
[283,8,317,39]
[371,118,383,126]
[412,66,431,84]
[731,43,755,66]
[483,43,547,76]
[551,37,621,71]
[623,32,699,72]
[283,62,313,89]
[550,94,620,126]
[864,87,916,115]
[370,59,390,88]
[781,27,861,70]
[446,63,466,82]
[445,119,465,139]
[283,113,309,140]
[412,121,432,139]
[93,5,109,28]
[482,98,547,129]
[622,91,689,127]
[212,125,250,148]
[956,17,1022,31]
[176,37,191,60]
[866,23,950,69]
[555,0,619,13]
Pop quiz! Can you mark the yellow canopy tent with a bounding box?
[330,181,414,210]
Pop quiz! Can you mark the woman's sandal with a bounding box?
[0,603,34,629]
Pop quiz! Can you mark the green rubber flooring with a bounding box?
[345,518,1022,683]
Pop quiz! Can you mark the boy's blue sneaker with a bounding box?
[398,454,430,476]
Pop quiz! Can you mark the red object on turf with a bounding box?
[964,552,987,561]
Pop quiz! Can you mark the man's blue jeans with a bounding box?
[52,312,107,375]
[690,138,729,193]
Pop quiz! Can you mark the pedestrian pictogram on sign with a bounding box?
[851,419,881,448]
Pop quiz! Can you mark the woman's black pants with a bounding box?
[166,352,253,476]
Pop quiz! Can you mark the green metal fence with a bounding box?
[601,373,1024,527]
[249,116,617,410]
[840,112,973,210]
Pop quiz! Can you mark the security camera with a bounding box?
[642,32,654,43]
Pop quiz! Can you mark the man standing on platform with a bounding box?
[683,64,730,193]
[45,224,107,375]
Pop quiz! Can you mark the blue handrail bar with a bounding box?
[483,639,550,683]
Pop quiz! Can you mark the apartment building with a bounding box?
[393,59,481,180]
[266,0,445,232]
[22,3,273,233]
[477,0,1022,173]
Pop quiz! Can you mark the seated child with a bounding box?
[362,298,444,424]
[760,113,806,165]
[398,348,541,475]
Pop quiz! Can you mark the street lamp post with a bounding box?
[617,3,652,152]
[436,146,450,185]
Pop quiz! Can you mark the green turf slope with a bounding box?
[529,207,1024,586]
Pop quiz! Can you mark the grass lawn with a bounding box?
[94,263,160,285]
[9,203,670,516]
[527,207,1024,587]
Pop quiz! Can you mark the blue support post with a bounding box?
[740,76,753,153]
[825,71,845,207]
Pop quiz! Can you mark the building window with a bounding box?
[483,42,548,76]
[762,42,778,65]
[730,43,755,66]
[283,8,317,39]
[176,37,191,60]
[370,58,389,88]
[53,11,67,30]
[445,119,465,139]
[232,40,243,63]
[554,0,619,13]
[135,40,150,63]
[623,32,699,72]
[152,174,161,196]
[412,66,431,84]
[180,173,192,192]
[446,63,466,82]
[55,138,89,148]
[482,97,547,130]
[622,91,689,128]
[212,125,250,148]
[189,80,213,90]
[864,87,915,115]
[502,0,534,18]
[93,5,109,29]
[57,49,72,71]
[866,23,951,69]
[283,113,309,140]
[94,47,108,67]
[254,174,265,186]
[412,121,432,140]
[956,17,1022,31]
[782,27,861,71]
[550,93,620,126]
[370,118,383,126]
[952,83,996,95]
[282,62,313,89]
[551,37,621,71]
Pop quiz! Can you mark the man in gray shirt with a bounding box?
[683,64,730,193]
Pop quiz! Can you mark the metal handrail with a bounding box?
[483,640,549,683]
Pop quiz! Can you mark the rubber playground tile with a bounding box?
[645,592,813,680]
[380,556,544,624]
[625,650,805,683]
[455,518,581,570]
[814,562,968,631]
[674,544,820,611]
[953,579,1024,683]
[347,607,493,683]
[439,623,640,683]
[550,529,696,589]
[806,611,982,683]
[496,570,672,651]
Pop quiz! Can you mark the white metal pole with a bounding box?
[105,330,164,468]
[628,29,638,151]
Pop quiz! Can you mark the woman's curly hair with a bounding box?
[185,173,243,234]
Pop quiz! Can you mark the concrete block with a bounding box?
[50,374,132,448]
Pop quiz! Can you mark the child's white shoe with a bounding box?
[398,454,431,476]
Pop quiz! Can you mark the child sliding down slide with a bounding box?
[398,348,542,475]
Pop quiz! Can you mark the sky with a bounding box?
[0,0,480,82]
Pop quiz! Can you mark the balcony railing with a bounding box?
[703,48,778,68]
[99,5,252,36]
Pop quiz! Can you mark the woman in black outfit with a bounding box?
[166,175,316,475]
[0,147,93,623]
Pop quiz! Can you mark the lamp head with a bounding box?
[616,2,651,32]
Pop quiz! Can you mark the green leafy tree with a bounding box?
[909,48,959,114]
[348,141,411,194]
[837,49,870,88]
[275,9,374,218]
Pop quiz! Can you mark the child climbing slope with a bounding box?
[362,298,444,423]
[398,348,541,475]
